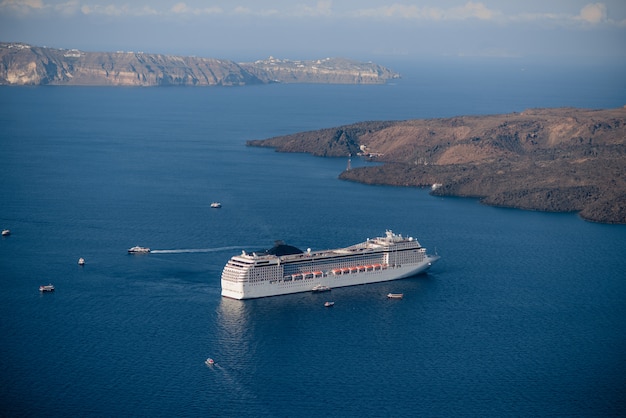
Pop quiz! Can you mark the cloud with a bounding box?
[0,0,44,15]
[171,2,222,16]
[352,2,499,21]
[1,0,624,28]
[79,4,158,17]
[447,2,498,20]
[508,2,614,27]
[231,1,329,18]
[53,1,81,16]
[170,2,187,14]
[294,0,332,17]
[578,3,607,24]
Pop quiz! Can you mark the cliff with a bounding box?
[246,107,626,224]
[240,56,399,84]
[0,43,399,86]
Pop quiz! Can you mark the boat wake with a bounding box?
[205,363,269,413]
[151,246,244,254]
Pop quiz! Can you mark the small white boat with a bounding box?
[205,358,215,366]
[39,284,55,292]
[78,257,85,266]
[1,229,10,236]
[311,284,331,293]
[210,202,222,208]
[387,293,404,299]
[324,301,335,307]
[128,246,150,254]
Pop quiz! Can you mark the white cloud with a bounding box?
[170,2,187,14]
[171,2,221,15]
[294,0,332,17]
[1,0,624,28]
[447,2,498,20]
[578,3,607,24]
[78,3,159,16]
[53,1,81,16]
[0,0,44,8]
[0,0,44,15]
[352,1,499,21]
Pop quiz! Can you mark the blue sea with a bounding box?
[1,57,626,417]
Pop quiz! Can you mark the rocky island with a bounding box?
[0,42,398,86]
[247,107,626,224]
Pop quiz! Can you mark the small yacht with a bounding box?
[78,257,85,266]
[128,246,150,254]
[1,229,10,236]
[210,202,222,208]
[324,301,335,307]
[39,284,55,292]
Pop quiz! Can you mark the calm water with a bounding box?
[1,58,626,417]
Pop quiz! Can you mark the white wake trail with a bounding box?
[150,246,245,254]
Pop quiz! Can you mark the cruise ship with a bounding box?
[221,230,440,300]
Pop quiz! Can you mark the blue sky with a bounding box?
[1,1,625,61]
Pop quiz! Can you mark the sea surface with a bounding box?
[1,57,626,417]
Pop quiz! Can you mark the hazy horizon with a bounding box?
[1,1,626,63]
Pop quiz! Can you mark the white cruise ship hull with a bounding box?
[221,254,439,300]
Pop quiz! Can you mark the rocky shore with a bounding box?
[247,107,626,224]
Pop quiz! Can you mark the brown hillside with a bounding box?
[247,107,626,224]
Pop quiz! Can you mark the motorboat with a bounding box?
[1,229,10,236]
[205,358,215,366]
[78,257,85,266]
[210,202,222,208]
[311,284,331,293]
[128,246,150,254]
[324,301,335,307]
[387,293,404,299]
[39,284,55,292]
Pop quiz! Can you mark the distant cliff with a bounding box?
[241,56,399,84]
[0,43,399,86]
[247,107,626,224]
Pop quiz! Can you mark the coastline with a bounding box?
[248,107,626,224]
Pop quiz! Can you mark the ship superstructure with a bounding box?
[221,230,439,300]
